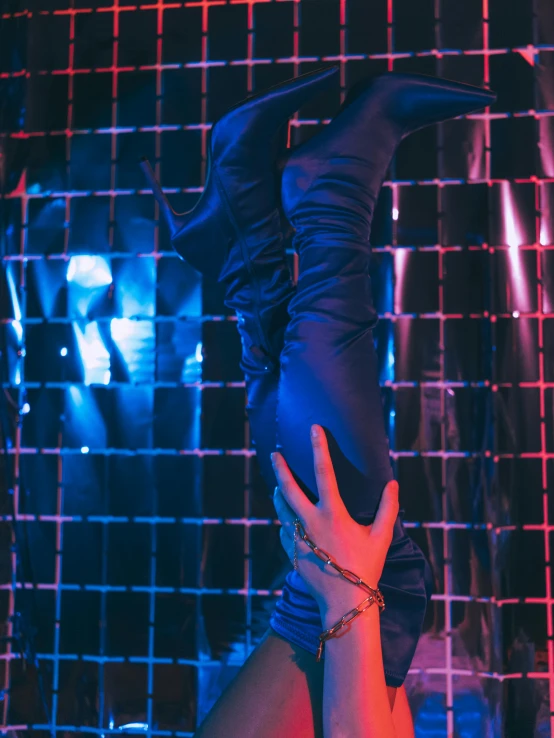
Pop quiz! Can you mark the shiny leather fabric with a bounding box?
[278,73,496,522]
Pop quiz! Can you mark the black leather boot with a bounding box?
[277,73,496,511]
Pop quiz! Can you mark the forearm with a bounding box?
[321,596,396,738]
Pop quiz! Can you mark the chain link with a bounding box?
[293,518,299,571]
[293,520,385,610]
[292,518,386,662]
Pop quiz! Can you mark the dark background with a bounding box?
[0,0,553,735]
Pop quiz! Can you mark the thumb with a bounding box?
[371,480,400,542]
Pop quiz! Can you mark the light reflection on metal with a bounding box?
[110,317,155,383]
[67,255,113,319]
[539,184,553,246]
[73,322,110,385]
[502,181,531,312]
[501,182,536,384]
[118,723,148,732]
[182,340,203,383]
[67,255,112,288]
[394,248,409,315]
[6,266,23,343]
[468,119,485,181]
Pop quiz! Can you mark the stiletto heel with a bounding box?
[140,157,186,239]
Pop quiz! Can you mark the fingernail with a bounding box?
[311,425,319,438]
[270,452,278,467]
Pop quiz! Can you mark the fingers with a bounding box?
[273,486,296,537]
[371,480,400,543]
[271,451,314,523]
[310,425,342,510]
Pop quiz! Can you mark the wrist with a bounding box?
[319,588,380,631]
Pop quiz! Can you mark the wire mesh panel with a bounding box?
[0,0,553,736]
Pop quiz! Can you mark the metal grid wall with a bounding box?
[0,0,553,735]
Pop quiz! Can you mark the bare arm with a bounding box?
[321,597,395,737]
[272,424,400,738]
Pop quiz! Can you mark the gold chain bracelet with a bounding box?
[316,594,375,661]
[292,519,385,662]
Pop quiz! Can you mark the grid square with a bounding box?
[202,524,245,589]
[393,0,435,52]
[156,523,201,589]
[154,593,196,659]
[102,663,148,726]
[160,129,203,188]
[162,6,203,63]
[202,456,246,518]
[397,127,438,181]
[60,591,101,655]
[161,68,203,125]
[254,2,294,59]
[207,4,248,61]
[395,251,439,314]
[443,250,488,314]
[73,72,112,129]
[106,592,150,657]
[251,524,285,589]
[116,131,156,190]
[495,387,541,453]
[207,66,249,122]
[490,53,535,114]
[27,136,67,193]
[74,10,114,69]
[494,458,544,526]
[119,9,157,67]
[27,75,69,131]
[491,118,536,179]
[201,594,246,660]
[153,664,197,732]
[489,0,534,47]
[444,319,489,381]
[113,195,156,253]
[118,71,157,127]
[441,118,487,180]
[394,319,440,381]
[299,0,340,57]
[441,184,489,247]
[57,661,99,725]
[396,186,438,246]
[495,318,539,382]
[440,0,483,50]
[26,197,66,254]
[347,0,388,54]
[70,133,112,191]
[201,387,246,450]
[69,196,111,252]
